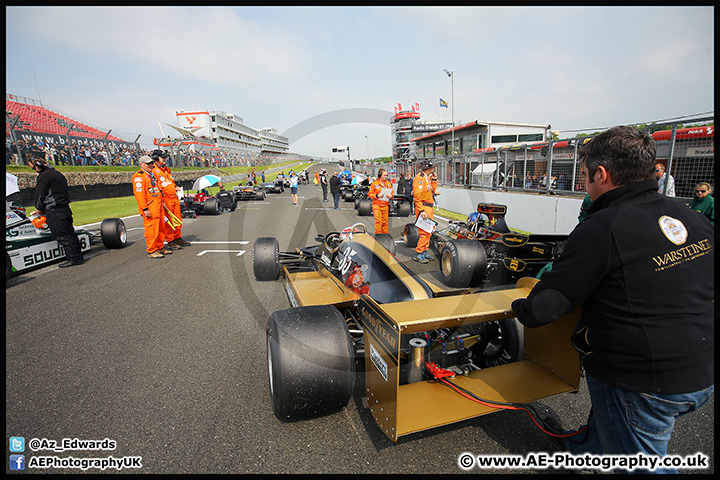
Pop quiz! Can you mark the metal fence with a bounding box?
[393,117,714,200]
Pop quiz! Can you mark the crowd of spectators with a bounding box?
[6,138,315,169]
[7,138,144,167]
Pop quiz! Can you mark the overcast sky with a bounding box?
[6,6,714,160]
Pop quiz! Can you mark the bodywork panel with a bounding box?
[359,278,581,441]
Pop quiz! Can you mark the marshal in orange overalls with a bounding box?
[368,177,393,234]
[154,163,182,244]
[133,168,165,254]
[412,171,438,255]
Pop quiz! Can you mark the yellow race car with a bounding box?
[253,223,581,442]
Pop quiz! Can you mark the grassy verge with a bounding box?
[21,161,315,225]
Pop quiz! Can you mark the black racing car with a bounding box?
[403,202,568,288]
[180,194,221,217]
[233,185,267,202]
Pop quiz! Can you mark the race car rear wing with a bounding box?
[358,277,581,442]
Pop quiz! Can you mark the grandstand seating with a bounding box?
[6,99,125,142]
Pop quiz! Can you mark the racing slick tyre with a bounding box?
[374,233,396,256]
[396,201,412,217]
[344,191,354,202]
[267,305,355,421]
[402,223,419,248]
[357,199,372,217]
[204,197,220,215]
[100,218,128,249]
[253,237,280,281]
[5,251,13,280]
[254,188,266,201]
[477,318,524,368]
[440,238,488,288]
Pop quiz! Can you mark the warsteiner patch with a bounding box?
[658,216,688,245]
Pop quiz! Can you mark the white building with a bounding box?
[155,110,288,155]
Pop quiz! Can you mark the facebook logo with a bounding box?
[10,455,25,470]
[10,436,25,452]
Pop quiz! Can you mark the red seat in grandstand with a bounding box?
[6,99,125,142]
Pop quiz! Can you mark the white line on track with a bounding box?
[197,250,246,256]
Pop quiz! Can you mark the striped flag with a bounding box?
[440,98,448,108]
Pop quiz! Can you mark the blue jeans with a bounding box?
[332,192,340,209]
[561,374,713,474]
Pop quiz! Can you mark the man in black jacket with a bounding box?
[512,126,713,473]
[329,171,342,209]
[29,155,84,267]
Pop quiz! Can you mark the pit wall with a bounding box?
[436,186,584,235]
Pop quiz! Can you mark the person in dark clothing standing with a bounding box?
[511,126,714,474]
[28,155,84,267]
[329,171,342,209]
[319,169,328,202]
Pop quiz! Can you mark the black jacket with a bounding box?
[34,166,72,211]
[512,180,714,394]
[329,175,341,193]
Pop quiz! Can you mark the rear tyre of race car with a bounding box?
[253,237,280,281]
[267,305,355,421]
[402,223,419,248]
[478,318,524,368]
[100,218,128,249]
[204,197,220,215]
[396,201,412,217]
[5,251,13,280]
[440,238,487,288]
[254,188,266,201]
[344,191,354,202]
[357,199,372,217]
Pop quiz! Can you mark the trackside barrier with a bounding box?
[396,117,714,200]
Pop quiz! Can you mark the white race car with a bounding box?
[5,201,127,278]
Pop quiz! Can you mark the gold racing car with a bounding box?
[253,223,581,442]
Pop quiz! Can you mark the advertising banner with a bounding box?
[11,130,137,151]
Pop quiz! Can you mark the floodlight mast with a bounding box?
[443,69,455,155]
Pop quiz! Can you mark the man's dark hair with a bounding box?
[579,126,656,186]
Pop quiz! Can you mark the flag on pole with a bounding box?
[440,98,448,108]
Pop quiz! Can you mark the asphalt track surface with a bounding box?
[6,163,714,474]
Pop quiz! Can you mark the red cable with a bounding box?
[435,373,587,439]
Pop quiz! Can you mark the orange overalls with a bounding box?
[368,178,393,234]
[154,164,182,244]
[132,169,165,254]
[413,171,437,254]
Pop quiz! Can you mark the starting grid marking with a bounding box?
[190,241,249,257]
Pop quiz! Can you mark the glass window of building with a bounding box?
[491,134,517,143]
[519,133,544,142]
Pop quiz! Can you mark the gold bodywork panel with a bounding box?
[283,267,359,308]
[361,277,582,442]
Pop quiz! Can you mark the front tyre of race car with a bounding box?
[253,237,280,281]
[100,218,128,249]
[440,238,487,288]
[267,305,355,421]
[402,223,419,248]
